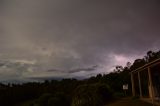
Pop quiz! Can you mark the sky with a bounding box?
[0,0,160,82]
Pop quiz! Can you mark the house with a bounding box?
[131,58,160,105]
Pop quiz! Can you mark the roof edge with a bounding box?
[131,58,160,73]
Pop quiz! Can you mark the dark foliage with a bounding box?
[71,83,112,106]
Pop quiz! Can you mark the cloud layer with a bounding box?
[0,0,160,81]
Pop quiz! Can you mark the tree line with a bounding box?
[0,50,159,106]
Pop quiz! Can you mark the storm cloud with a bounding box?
[0,0,160,81]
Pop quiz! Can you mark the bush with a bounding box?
[36,93,52,106]
[71,83,113,106]
[48,92,69,106]
[113,92,125,98]
[35,92,69,106]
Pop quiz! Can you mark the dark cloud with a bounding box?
[48,65,99,73]
[0,0,160,81]
[69,65,99,73]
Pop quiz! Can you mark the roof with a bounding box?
[131,58,160,73]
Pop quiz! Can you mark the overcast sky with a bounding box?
[0,0,160,82]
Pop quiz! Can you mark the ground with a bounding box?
[106,98,153,106]
[16,97,154,106]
